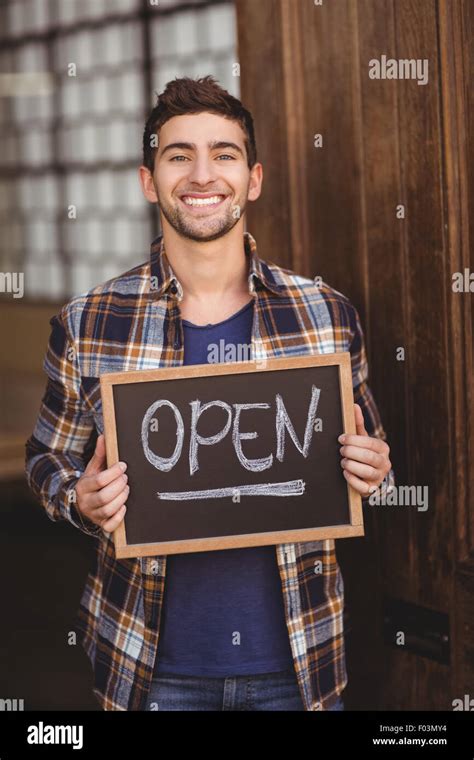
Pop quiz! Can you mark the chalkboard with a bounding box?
[100,353,363,558]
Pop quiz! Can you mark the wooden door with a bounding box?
[236,0,473,710]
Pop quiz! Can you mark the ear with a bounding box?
[138,165,158,204]
[247,162,263,202]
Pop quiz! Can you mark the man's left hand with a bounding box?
[338,403,392,497]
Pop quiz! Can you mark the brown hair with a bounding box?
[142,75,257,172]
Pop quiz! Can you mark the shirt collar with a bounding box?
[148,231,286,301]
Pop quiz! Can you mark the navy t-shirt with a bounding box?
[154,298,294,677]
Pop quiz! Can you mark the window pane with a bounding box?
[1,0,237,300]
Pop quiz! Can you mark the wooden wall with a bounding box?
[236,0,473,710]
[0,302,63,477]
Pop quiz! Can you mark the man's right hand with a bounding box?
[75,434,129,533]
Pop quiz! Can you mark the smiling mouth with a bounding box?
[179,194,228,210]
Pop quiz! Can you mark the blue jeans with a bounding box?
[146,668,344,711]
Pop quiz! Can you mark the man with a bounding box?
[25,75,394,711]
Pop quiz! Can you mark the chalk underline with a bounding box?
[156,479,306,500]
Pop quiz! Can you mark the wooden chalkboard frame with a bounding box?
[100,352,364,558]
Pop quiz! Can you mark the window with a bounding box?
[0,0,238,299]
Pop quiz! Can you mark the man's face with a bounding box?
[144,112,262,242]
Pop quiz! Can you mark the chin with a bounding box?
[182,229,230,243]
[177,219,239,243]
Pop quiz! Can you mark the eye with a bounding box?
[169,155,190,162]
[216,154,236,160]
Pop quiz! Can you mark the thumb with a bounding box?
[354,403,367,436]
[85,433,107,475]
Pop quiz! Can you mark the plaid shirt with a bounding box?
[25,231,395,711]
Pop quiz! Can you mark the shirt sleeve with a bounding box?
[25,305,103,538]
[348,303,396,503]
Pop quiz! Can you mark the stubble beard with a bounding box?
[156,189,247,243]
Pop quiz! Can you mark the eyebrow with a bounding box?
[159,140,245,158]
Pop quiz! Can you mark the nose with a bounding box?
[186,154,219,186]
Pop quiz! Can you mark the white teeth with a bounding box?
[182,195,224,207]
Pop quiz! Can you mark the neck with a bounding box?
[160,219,249,301]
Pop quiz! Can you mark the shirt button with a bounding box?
[314,701,322,710]
[170,283,177,294]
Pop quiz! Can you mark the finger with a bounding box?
[102,503,127,534]
[91,484,130,522]
[80,462,127,495]
[86,472,129,509]
[354,403,367,436]
[340,433,387,452]
[340,444,385,468]
[85,433,107,476]
[342,469,378,497]
[341,457,381,482]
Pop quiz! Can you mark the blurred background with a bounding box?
[0,0,238,298]
[0,0,472,711]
